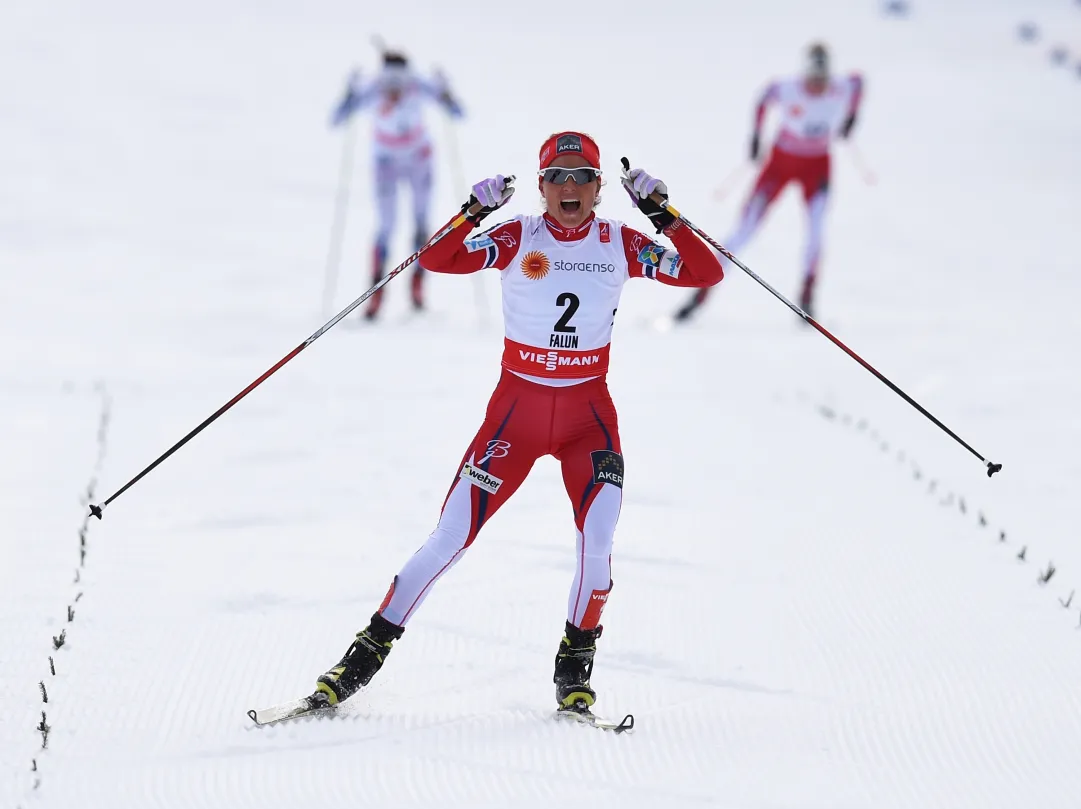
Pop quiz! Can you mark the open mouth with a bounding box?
[560,199,581,213]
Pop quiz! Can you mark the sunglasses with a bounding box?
[537,167,602,185]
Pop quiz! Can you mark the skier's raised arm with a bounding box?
[417,72,465,118]
[329,73,380,127]
[419,177,520,275]
[840,73,864,138]
[750,81,781,161]
[619,168,723,288]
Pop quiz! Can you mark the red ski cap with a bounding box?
[539,131,600,170]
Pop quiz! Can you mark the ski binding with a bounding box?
[555,701,634,733]
[248,693,335,726]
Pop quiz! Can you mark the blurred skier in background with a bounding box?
[675,42,863,322]
[331,50,464,320]
[311,132,723,722]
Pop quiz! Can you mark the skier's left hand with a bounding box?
[433,69,464,118]
[625,167,667,200]
[839,112,857,139]
[441,91,464,118]
[621,164,676,234]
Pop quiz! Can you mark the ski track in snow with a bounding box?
[4,0,1081,807]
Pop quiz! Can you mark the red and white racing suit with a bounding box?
[692,74,863,309]
[375,211,723,631]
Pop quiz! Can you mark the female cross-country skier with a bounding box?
[314,131,724,718]
[675,42,863,322]
[331,50,464,320]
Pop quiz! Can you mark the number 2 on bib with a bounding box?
[554,292,580,333]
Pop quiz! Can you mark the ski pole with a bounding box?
[438,82,489,328]
[712,161,750,203]
[321,117,358,318]
[89,187,513,520]
[433,64,487,329]
[620,157,1000,478]
[843,141,878,186]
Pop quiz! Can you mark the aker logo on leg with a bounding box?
[590,450,624,488]
[460,462,504,494]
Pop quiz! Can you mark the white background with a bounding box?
[3,1,1080,806]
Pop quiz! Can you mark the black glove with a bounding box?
[463,199,505,225]
[634,194,677,234]
[750,131,761,161]
[620,159,676,234]
[840,112,857,139]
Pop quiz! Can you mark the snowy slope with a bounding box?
[3,0,1081,807]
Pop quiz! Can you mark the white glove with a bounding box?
[471,174,515,209]
[622,167,668,200]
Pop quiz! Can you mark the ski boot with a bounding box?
[553,621,602,713]
[410,266,426,312]
[673,288,708,323]
[364,244,388,321]
[410,225,427,311]
[798,275,816,321]
[315,612,404,706]
[673,300,697,322]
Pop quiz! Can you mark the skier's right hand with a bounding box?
[465,175,516,223]
[330,69,362,127]
[749,131,761,162]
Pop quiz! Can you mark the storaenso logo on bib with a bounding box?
[460,463,503,494]
[553,260,615,273]
[521,251,550,280]
[519,349,602,373]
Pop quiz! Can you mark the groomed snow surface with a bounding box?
[4,0,1081,807]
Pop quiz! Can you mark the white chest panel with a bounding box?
[773,77,854,154]
[500,216,628,354]
[371,86,428,150]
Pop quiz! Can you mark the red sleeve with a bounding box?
[754,81,779,132]
[622,222,723,289]
[847,73,864,117]
[418,218,522,275]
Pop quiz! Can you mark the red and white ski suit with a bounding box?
[692,74,863,309]
[375,211,723,630]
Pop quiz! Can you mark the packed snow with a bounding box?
[4,0,1080,807]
